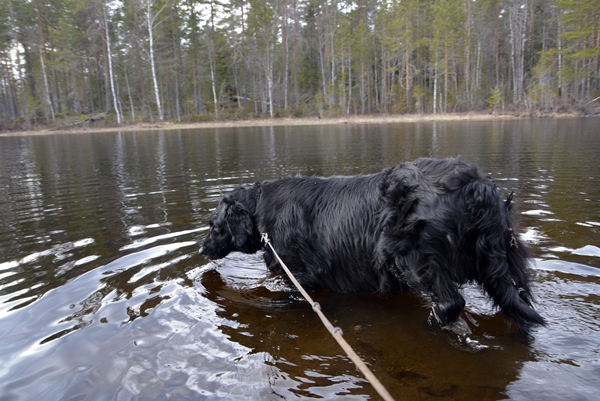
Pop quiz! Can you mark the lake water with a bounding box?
[0,118,599,400]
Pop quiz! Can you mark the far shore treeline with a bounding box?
[1,0,599,131]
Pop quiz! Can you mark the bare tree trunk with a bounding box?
[266,46,274,118]
[433,56,438,114]
[406,24,411,113]
[381,47,387,112]
[1,57,16,122]
[319,42,327,98]
[465,0,471,108]
[35,1,55,123]
[147,0,166,122]
[104,4,121,124]
[282,0,289,110]
[347,53,352,115]
[360,63,365,114]
[174,72,181,122]
[39,47,55,123]
[494,10,500,88]
[509,0,528,106]
[101,27,112,113]
[475,40,481,98]
[558,12,564,99]
[8,1,29,126]
[209,44,219,119]
[339,48,346,113]
[193,58,203,114]
[124,65,135,122]
[69,64,81,115]
[208,0,219,119]
[238,0,247,110]
[292,0,300,108]
[252,65,258,114]
[171,8,182,122]
[330,23,335,108]
[444,33,449,113]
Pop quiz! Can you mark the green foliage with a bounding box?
[247,0,276,44]
[0,3,11,52]
[553,0,600,98]
[487,86,503,113]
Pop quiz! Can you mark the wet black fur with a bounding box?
[200,158,545,329]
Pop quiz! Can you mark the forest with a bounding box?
[0,0,599,129]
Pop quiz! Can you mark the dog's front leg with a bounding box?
[430,291,466,326]
[397,255,466,326]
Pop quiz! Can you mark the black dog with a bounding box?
[200,158,545,329]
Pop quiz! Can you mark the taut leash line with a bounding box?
[261,233,395,401]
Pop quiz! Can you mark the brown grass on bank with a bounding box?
[0,112,582,137]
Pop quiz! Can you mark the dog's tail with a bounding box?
[479,192,546,329]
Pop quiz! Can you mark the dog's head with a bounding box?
[200,189,261,260]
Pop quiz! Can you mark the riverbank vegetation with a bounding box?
[0,0,599,132]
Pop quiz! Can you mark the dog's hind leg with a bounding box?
[481,266,546,328]
[475,225,546,328]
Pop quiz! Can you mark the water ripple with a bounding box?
[1,120,600,400]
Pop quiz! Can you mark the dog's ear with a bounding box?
[226,201,254,248]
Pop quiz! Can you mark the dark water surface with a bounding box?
[1,118,599,400]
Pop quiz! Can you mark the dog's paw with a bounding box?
[431,298,465,326]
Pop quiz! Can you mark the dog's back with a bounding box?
[256,172,398,293]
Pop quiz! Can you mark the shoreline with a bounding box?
[0,111,582,137]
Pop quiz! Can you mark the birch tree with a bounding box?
[206,0,220,119]
[508,0,528,105]
[102,2,121,124]
[35,0,55,122]
[146,0,169,122]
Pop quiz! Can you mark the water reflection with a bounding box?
[0,118,599,400]
[203,256,537,400]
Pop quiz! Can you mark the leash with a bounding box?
[261,233,395,401]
